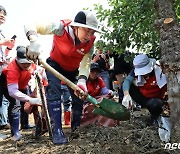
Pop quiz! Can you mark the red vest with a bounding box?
[139,75,166,99]
[86,77,105,97]
[3,59,36,90]
[50,20,96,71]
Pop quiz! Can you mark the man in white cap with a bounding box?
[122,54,167,126]
[0,46,42,141]
[24,10,101,144]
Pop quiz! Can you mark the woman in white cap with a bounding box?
[24,10,101,144]
[122,54,168,126]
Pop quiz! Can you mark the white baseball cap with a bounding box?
[70,10,101,33]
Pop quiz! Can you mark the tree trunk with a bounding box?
[154,0,180,142]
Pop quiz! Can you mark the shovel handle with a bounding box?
[39,59,78,90]
[39,59,100,106]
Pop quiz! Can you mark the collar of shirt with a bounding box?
[137,65,166,88]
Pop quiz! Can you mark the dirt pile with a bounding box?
[0,109,179,154]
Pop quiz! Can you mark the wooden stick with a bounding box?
[36,73,52,138]
[39,59,78,91]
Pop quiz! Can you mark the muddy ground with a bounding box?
[0,109,179,154]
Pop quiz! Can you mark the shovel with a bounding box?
[38,59,130,121]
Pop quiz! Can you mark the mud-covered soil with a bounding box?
[0,109,179,154]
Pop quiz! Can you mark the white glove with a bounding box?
[27,40,42,60]
[108,90,114,96]
[33,66,44,77]
[29,97,42,105]
[77,78,87,92]
[122,95,133,109]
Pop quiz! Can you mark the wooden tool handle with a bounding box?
[39,58,99,106]
[39,59,78,91]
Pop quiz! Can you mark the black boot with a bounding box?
[150,115,159,126]
[9,112,22,141]
[71,111,81,132]
[48,101,67,144]
[70,111,82,139]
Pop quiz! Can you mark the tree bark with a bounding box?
[154,0,180,141]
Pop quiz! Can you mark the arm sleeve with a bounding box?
[78,46,94,79]
[122,75,135,92]
[8,84,31,102]
[24,20,65,40]
[101,87,109,95]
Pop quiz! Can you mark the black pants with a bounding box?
[129,84,163,117]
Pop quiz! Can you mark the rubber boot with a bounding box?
[150,115,159,126]
[64,111,71,125]
[71,113,81,131]
[9,112,22,141]
[70,111,82,139]
[47,101,67,144]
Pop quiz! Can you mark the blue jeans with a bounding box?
[61,84,71,112]
[45,58,84,127]
[0,96,9,126]
[0,87,21,126]
[99,71,110,89]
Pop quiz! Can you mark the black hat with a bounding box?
[0,5,7,16]
[16,46,32,63]
[90,62,101,72]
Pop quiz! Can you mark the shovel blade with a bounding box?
[98,98,130,121]
[92,107,118,120]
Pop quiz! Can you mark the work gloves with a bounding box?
[122,95,133,109]
[29,97,42,105]
[75,78,87,100]
[27,40,42,60]
[108,90,114,95]
[107,90,114,97]
[77,78,87,92]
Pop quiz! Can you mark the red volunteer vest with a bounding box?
[139,75,166,99]
[50,20,96,72]
[3,59,36,90]
[86,77,105,97]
